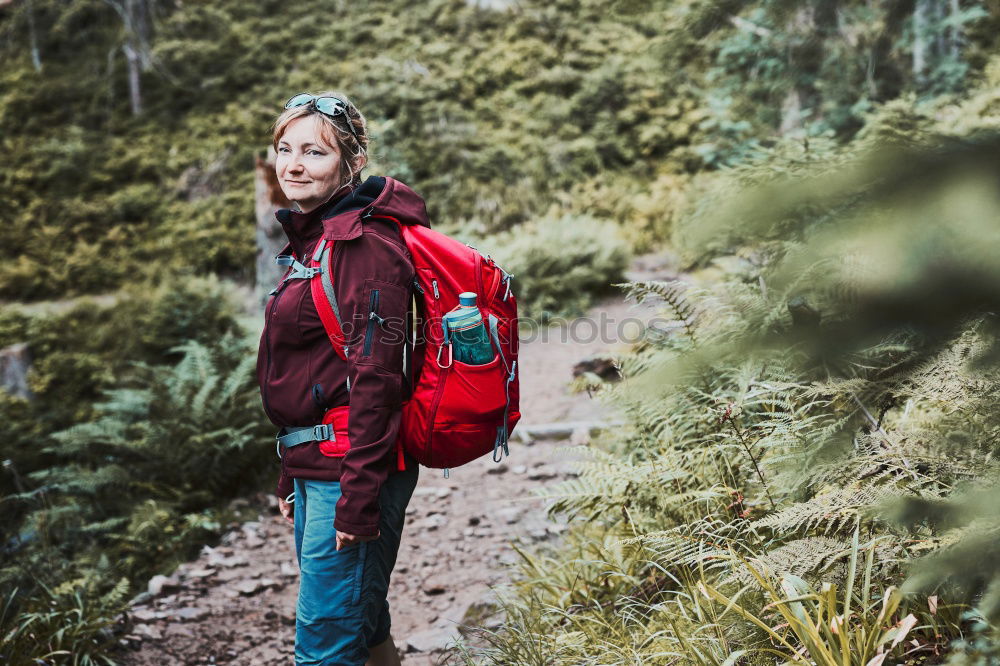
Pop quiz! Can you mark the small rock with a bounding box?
[173,606,209,622]
[164,623,195,638]
[265,610,278,620]
[131,608,163,623]
[133,623,162,640]
[244,536,265,549]
[186,568,216,580]
[421,574,449,596]
[527,466,557,481]
[467,516,481,526]
[498,551,519,566]
[234,579,268,596]
[405,628,459,653]
[495,507,524,524]
[208,554,249,569]
[128,591,153,607]
[147,575,179,597]
[512,465,527,474]
[555,462,580,478]
[572,354,621,382]
[280,562,298,578]
[486,463,508,475]
[434,487,451,499]
[412,515,447,531]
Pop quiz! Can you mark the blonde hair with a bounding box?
[271,91,369,188]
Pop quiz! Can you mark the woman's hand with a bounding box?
[278,496,294,525]
[336,530,379,551]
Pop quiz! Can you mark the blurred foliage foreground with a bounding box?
[455,122,1000,663]
[0,277,273,664]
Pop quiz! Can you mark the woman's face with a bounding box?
[275,115,344,213]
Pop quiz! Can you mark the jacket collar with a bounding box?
[321,175,389,240]
[274,174,428,251]
[274,183,353,258]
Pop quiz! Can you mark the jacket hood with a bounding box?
[274,175,432,250]
[322,175,432,240]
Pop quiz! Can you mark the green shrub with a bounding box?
[481,215,630,321]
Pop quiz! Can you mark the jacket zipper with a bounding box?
[262,268,293,423]
[363,289,380,357]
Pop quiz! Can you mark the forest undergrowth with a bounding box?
[457,81,1000,664]
[2,0,1000,663]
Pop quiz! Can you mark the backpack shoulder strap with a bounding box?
[309,238,349,361]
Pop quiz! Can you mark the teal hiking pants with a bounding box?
[292,464,418,665]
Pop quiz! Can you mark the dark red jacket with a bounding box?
[256,175,428,536]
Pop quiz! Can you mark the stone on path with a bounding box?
[495,506,524,524]
[421,573,450,596]
[147,574,179,597]
[234,578,279,596]
[133,623,162,640]
[172,606,209,622]
[405,627,460,653]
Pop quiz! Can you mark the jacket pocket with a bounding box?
[358,279,409,368]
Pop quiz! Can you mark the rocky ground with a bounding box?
[115,253,675,665]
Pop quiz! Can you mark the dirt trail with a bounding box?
[116,253,675,665]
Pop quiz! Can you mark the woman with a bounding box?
[257,91,428,665]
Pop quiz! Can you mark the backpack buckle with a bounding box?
[313,423,334,441]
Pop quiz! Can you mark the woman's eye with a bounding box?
[308,150,324,156]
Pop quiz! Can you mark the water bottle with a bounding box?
[442,292,495,365]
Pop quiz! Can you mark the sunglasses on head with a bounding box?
[284,93,360,144]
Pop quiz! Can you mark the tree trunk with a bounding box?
[913,0,930,85]
[26,0,41,72]
[104,0,156,115]
[124,41,142,115]
[255,150,292,310]
[949,0,963,59]
[779,88,803,135]
[1,343,34,401]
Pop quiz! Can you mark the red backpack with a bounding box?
[301,211,520,472]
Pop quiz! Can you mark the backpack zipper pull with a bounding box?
[432,279,440,299]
